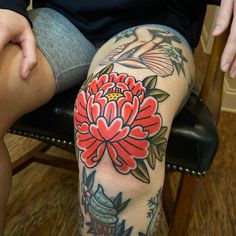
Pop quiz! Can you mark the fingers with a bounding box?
[213,0,236,77]
[20,31,37,79]
[220,2,236,74]
[228,57,236,78]
[0,28,37,79]
[0,9,37,79]
[212,0,234,36]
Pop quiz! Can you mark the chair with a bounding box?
[9,3,227,236]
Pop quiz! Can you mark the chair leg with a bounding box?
[33,152,78,172]
[12,142,50,175]
[12,141,78,174]
[168,173,203,236]
[162,172,175,225]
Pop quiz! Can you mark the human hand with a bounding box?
[212,0,236,78]
[0,9,37,79]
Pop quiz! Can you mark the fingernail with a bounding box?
[23,69,30,79]
[230,71,236,78]
[213,25,221,35]
[222,62,230,72]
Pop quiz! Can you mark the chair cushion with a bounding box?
[10,86,218,175]
[166,93,218,174]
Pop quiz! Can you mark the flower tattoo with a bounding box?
[74,72,161,173]
[74,71,169,182]
[73,26,190,183]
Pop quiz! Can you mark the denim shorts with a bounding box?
[28,8,192,95]
[28,7,98,93]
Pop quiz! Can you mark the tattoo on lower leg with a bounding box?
[74,69,168,183]
[80,167,132,235]
[79,168,162,236]
[139,188,162,236]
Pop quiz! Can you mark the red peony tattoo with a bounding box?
[74,72,163,174]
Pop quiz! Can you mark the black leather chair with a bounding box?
[9,1,226,235]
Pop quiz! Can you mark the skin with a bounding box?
[2,2,236,80]
[212,0,236,78]
[0,9,37,79]
[0,1,235,234]
[75,25,195,234]
[0,9,56,236]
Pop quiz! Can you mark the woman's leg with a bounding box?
[0,7,97,235]
[0,43,56,235]
[74,25,195,235]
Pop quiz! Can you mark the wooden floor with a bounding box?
[3,45,236,235]
[4,111,236,236]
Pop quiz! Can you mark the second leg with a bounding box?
[0,43,56,235]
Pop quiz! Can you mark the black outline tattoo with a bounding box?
[74,70,168,183]
[100,27,188,77]
[80,167,132,235]
[139,188,162,236]
[74,25,194,235]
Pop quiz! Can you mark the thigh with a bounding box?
[0,43,55,136]
[85,24,194,125]
[0,7,97,136]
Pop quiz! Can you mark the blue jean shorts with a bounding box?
[28,7,98,93]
